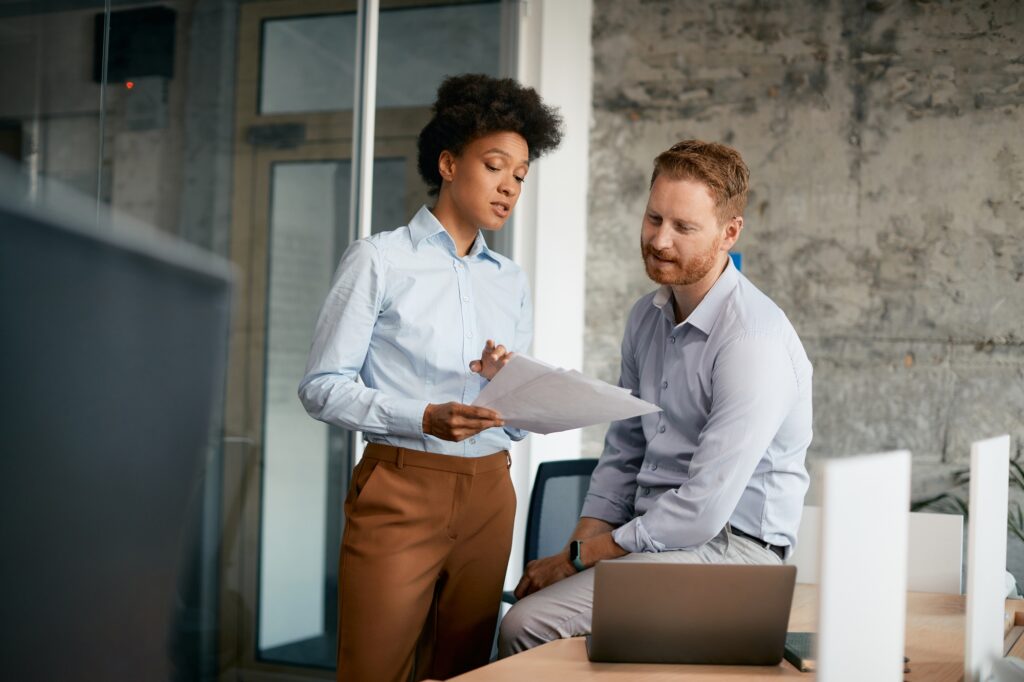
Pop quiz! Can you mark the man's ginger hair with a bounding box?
[650,140,750,224]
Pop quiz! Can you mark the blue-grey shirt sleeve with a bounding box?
[611,331,801,552]
[579,310,646,526]
[297,239,428,438]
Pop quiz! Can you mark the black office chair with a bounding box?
[502,458,599,604]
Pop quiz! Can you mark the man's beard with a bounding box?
[641,236,722,286]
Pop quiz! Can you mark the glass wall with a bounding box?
[0,3,233,680]
[0,0,510,678]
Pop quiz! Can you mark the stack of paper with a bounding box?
[473,354,661,434]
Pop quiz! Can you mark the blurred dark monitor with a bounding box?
[0,193,231,680]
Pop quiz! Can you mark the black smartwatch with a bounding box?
[568,540,586,572]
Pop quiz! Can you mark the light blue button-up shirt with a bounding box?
[581,259,812,556]
[298,206,532,456]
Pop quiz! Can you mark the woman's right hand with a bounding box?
[469,339,514,380]
[422,402,505,442]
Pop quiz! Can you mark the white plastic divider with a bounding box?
[818,450,911,682]
[790,505,963,594]
[965,434,1011,682]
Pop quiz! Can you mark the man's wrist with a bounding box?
[564,533,626,572]
[583,532,628,568]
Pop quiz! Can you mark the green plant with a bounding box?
[911,458,1024,543]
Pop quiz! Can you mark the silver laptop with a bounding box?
[586,562,797,665]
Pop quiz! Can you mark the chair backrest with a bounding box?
[789,505,964,594]
[523,458,599,569]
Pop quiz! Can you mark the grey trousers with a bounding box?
[497,527,783,657]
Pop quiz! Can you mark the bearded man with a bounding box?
[498,139,813,656]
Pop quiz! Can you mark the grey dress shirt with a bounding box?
[580,259,812,556]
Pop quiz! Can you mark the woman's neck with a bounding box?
[431,194,478,256]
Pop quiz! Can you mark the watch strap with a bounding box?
[569,540,586,572]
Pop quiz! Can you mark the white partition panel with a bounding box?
[906,511,964,594]
[818,451,911,682]
[791,506,962,593]
[965,434,1011,682]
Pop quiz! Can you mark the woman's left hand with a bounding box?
[469,339,514,380]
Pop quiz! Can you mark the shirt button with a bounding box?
[651,462,658,471]
[669,336,676,344]
[466,332,473,338]
[470,438,477,444]
[642,487,651,496]
[462,296,470,302]
[661,380,668,389]
[658,425,666,433]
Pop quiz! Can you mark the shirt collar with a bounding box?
[408,205,503,268]
[651,256,740,334]
[408,205,448,247]
[466,231,502,266]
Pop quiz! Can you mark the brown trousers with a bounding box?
[337,444,515,682]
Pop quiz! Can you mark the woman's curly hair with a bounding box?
[417,74,564,196]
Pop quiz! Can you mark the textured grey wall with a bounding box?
[583,0,1024,498]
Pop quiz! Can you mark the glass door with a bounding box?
[257,146,414,669]
[223,0,508,676]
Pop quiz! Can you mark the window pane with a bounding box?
[260,161,350,657]
[259,2,501,115]
[260,14,357,115]
[375,2,501,107]
[258,157,406,668]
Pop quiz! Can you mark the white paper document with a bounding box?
[473,354,661,434]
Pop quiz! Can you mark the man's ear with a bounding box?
[721,216,744,251]
[438,150,456,183]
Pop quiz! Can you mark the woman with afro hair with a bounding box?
[299,73,563,682]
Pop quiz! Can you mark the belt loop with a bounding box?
[396,447,405,469]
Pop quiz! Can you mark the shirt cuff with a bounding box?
[612,517,666,554]
[504,426,527,441]
[384,397,429,439]
[580,492,634,528]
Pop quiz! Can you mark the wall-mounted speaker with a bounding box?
[93,6,176,83]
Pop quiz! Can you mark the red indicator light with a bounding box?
[125,81,135,89]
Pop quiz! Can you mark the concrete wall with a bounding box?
[584,0,1024,499]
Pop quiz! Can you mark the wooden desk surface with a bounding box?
[449,585,1024,681]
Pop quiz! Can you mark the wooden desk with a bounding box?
[449,585,1024,681]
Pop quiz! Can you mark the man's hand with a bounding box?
[513,526,628,599]
[422,402,504,442]
[469,339,514,380]
[514,553,578,599]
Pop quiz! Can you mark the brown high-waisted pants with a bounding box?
[336,444,515,682]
